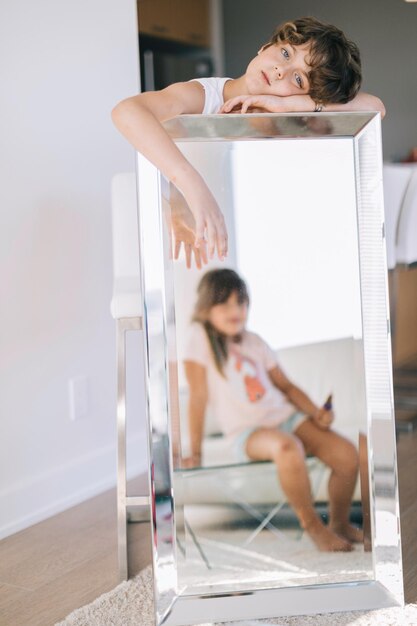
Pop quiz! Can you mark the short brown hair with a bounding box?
[265,16,362,105]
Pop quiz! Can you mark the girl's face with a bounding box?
[208,291,248,337]
[245,41,311,97]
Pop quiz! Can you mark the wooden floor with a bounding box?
[1,433,417,626]
[0,476,152,626]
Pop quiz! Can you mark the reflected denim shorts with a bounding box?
[232,412,308,463]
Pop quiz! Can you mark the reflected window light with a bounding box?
[231,140,362,350]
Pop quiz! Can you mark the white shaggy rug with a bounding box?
[55,565,417,626]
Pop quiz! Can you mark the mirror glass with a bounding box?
[138,114,402,624]
[166,121,371,594]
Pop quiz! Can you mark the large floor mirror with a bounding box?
[137,113,403,624]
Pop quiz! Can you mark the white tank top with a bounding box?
[190,77,233,114]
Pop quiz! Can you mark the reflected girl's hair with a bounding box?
[264,16,362,105]
[192,268,249,375]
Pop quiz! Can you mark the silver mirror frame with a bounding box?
[136,113,403,625]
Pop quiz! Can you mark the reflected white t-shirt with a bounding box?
[183,322,295,438]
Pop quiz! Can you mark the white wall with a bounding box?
[0,0,146,538]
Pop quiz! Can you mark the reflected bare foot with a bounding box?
[330,523,364,544]
[304,518,353,552]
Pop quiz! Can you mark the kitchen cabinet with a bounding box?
[138,0,210,47]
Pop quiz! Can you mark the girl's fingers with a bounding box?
[185,244,192,269]
[210,216,228,259]
[217,229,228,259]
[206,220,216,259]
[217,237,225,260]
[221,96,245,113]
[193,209,228,260]
[200,240,208,265]
[174,239,181,260]
[221,98,237,112]
[241,98,257,113]
[217,216,228,258]
[194,216,205,248]
[193,247,202,270]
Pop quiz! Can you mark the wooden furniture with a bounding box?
[138,0,211,47]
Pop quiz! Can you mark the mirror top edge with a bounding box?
[162,112,378,141]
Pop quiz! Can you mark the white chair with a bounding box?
[383,163,417,431]
[396,166,417,267]
[382,163,416,270]
[111,172,149,581]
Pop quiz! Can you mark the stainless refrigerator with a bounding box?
[139,38,213,91]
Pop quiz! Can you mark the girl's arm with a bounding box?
[220,92,386,119]
[182,360,208,466]
[112,82,228,259]
[268,366,334,430]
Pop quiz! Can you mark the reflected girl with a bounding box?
[182,268,363,552]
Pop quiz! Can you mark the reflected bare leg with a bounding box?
[245,427,352,551]
[295,419,363,544]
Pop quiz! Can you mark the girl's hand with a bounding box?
[185,184,228,261]
[312,407,334,430]
[220,94,285,114]
[169,186,209,269]
[220,94,319,115]
[172,214,208,269]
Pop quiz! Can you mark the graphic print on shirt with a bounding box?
[228,344,266,402]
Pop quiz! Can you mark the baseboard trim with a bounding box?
[0,432,148,540]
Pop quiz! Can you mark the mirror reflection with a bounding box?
[154,135,373,594]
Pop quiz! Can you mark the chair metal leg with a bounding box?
[180,458,327,552]
[117,316,147,581]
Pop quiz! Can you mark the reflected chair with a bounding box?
[175,455,326,570]
[111,172,150,580]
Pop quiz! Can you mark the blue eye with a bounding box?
[281,48,290,60]
[295,74,303,88]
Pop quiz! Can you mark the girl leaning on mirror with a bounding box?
[112,16,385,269]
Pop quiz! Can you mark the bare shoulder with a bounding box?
[164,80,206,110]
[129,80,205,121]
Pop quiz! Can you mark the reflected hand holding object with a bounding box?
[312,394,334,430]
